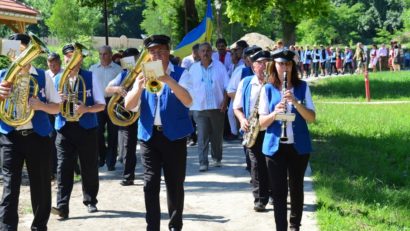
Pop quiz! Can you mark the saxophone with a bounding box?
[107,49,150,126]
[0,32,49,126]
[242,62,273,148]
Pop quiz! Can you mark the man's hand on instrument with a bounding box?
[74,101,87,114]
[28,97,43,110]
[58,91,67,102]
[0,81,12,100]
[116,86,127,97]
[240,118,250,132]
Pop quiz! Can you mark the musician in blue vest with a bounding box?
[0,33,61,231]
[105,48,140,186]
[311,46,320,77]
[51,44,105,220]
[233,50,272,212]
[124,35,193,231]
[343,46,354,74]
[259,48,316,231]
[329,47,337,75]
[302,46,312,78]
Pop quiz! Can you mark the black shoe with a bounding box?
[269,196,274,205]
[51,207,68,220]
[87,204,98,213]
[107,166,116,171]
[169,228,181,231]
[187,140,197,147]
[254,202,266,212]
[99,161,105,168]
[120,180,134,186]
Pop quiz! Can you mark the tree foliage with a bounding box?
[46,0,102,43]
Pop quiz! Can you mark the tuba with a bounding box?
[58,43,88,121]
[0,32,49,127]
[242,61,273,148]
[107,49,150,126]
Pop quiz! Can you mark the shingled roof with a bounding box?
[0,0,41,32]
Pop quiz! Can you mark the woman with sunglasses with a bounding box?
[258,48,316,231]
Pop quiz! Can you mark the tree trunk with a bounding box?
[215,0,222,38]
[184,0,199,33]
[282,20,297,47]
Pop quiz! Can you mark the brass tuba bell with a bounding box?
[107,49,150,126]
[0,32,49,127]
[58,43,88,122]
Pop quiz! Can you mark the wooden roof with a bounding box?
[0,0,41,33]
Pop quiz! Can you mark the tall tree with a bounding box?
[46,0,102,43]
[225,0,331,45]
[21,0,55,37]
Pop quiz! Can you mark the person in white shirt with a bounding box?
[212,38,232,72]
[89,46,122,170]
[233,50,272,213]
[180,43,200,70]
[378,43,388,71]
[46,52,63,80]
[187,42,229,172]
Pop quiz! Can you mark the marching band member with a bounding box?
[259,49,316,231]
[105,48,140,186]
[124,35,193,231]
[233,50,271,212]
[51,44,105,219]
[0,33,61,231]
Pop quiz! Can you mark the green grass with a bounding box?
[309,71,410,231]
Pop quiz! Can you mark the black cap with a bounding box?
[143,35,170,48]
[8,33,31,46]
[62,44,75,55]
[47,52,60,61]
[250,50,271,62]
[123,48,140,58]
[271,48,295,62]
[243,45,262,56]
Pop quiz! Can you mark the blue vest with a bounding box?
[0,68,52,136]
[262,81,312,156]
[241,75,254,118]
[54,69,98,130]
[138,66,193,141]
[241,66,254,80]
[119,69,128,83]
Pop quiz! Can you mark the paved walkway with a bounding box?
[12,139,318,231]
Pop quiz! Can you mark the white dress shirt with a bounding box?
[181,55,196,70]
[258,83,315,144]
[185,60,229,111]
[89,61,122,97]
[227,63,246,94]
[212,51,232,72]
[16,66,62,130]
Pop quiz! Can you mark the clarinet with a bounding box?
[280,71,288,142]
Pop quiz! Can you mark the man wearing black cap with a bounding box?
[0,33,61,231]
[233,50,272,212]
[227,45,262,171]
[125,35,193,231]
[105,48,140,186]
[51,43,105,219]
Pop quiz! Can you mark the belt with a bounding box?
[153,125,163,132]
[15,129,34,136]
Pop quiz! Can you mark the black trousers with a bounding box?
[55,123,99,214]
[265,144,310,231]
[312,62,319,77]
[118,122,137,181]
[0,132,51,231]
[98,97,119,168]
[344,62,354,74]
[140,129,187,231]
[247,131,270,205]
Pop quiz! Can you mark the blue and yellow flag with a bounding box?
[172,0,213,59]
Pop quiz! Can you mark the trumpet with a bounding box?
[0,32,49,126]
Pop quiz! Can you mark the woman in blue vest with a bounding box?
[259,48,316,231]
[124,35,193,231]
[51,44,106,220]
[105,47,140,186]
[0,33,61,231]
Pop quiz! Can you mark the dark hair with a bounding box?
[269,60,301,89]
[192,43,200,51]
[215,38,227,46]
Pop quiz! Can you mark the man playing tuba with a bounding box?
[0,33,61,231]
[51,44,105,220]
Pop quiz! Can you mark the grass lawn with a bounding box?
[308,71,410,231]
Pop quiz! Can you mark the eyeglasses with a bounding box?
[148,49,169,56]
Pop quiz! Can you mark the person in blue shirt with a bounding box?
[259,48,316,231]
[125,35,193,231]
[0,33,61,231]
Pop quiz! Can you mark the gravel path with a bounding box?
[11,139,318,231]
